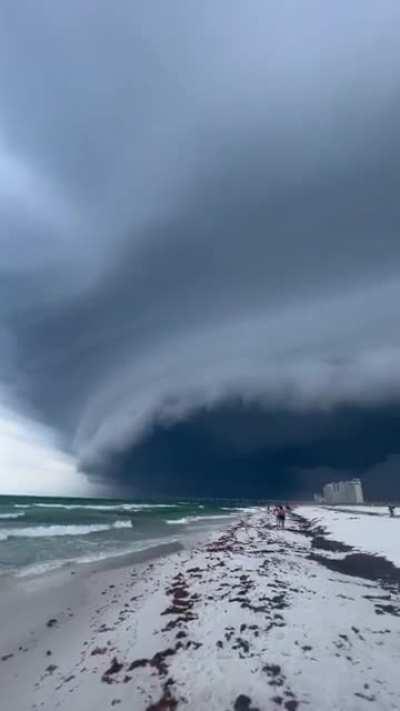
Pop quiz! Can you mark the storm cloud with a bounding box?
[1,2,400,496]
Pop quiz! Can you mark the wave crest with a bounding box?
[165,514,234,525]
[15,503,176,511]
[0,520,132,540]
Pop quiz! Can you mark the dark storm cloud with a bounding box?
[1,2,400,495]
[89,402,400,499]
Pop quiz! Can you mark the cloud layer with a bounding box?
[1,2,400,495]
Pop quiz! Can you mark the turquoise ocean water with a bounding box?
[0,495,259,578]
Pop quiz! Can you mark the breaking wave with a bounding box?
[15,503,176,511]
[165,514,234,525]
[0,520,132,540]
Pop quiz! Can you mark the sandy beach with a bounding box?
[1,507,400,710]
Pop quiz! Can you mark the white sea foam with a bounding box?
[165,514,234,525]
[15,538,180,578]
[0,520,132,540]
[221,506,260,513]
[75,538,179,564]
[15,560,69,577]
[0,512,25,519]
[15,503,176,511]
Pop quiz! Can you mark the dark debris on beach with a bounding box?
[15,508,400,710]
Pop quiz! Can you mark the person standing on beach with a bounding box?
[276,505,286,529]
[389,505,396,517]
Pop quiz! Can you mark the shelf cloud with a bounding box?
[1,1,400,496]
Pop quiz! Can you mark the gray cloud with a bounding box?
[1,2,400,493]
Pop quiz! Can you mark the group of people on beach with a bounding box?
[267,503,291,528]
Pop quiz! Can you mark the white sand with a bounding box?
[298,505,400,566]
[1,509,400,710]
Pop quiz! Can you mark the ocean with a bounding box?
[0,495,259,578]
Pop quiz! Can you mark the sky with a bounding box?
[1,2,400,498]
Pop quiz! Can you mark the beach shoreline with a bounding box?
[2,507,400,710]
[0,513,242,711]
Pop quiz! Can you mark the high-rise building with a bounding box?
[322,478,364,505]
